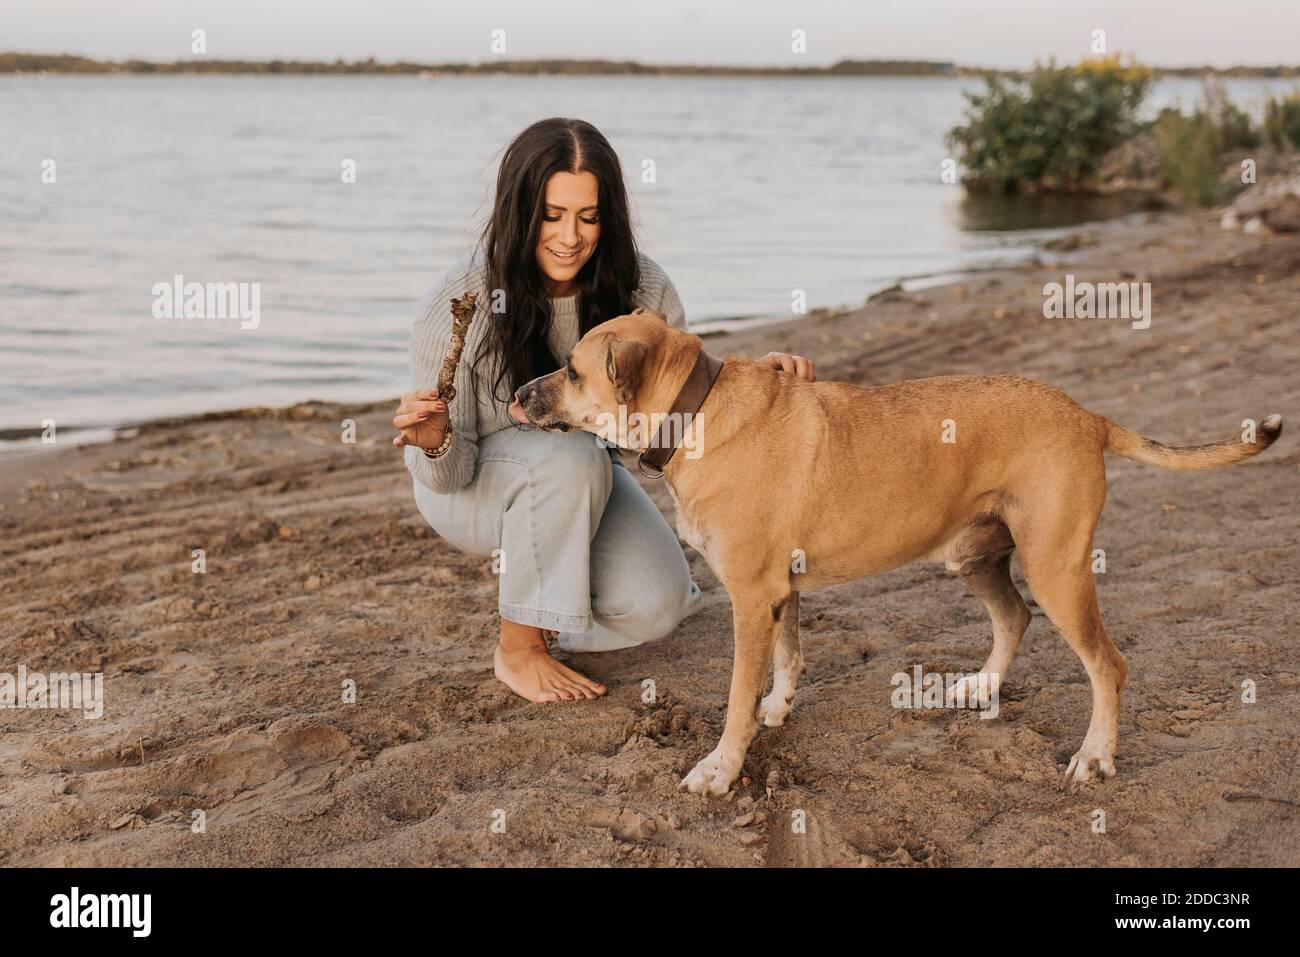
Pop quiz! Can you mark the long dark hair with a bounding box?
[472,118,641,404]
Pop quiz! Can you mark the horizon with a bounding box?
[3,0,1299,70]
[6,52,1300,72]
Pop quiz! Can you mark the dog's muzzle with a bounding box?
[516,379,539,404]
[515,377,569,431]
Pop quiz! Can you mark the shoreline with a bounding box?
[3,203,1297,866]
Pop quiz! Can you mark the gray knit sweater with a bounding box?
[405,251,689,494]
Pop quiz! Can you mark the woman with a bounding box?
[392,118,815,704]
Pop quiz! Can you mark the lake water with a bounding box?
[1,74,1293,436]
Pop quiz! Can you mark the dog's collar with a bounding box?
[637,346,724,480]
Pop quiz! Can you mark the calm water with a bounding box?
[1,74,1293,435]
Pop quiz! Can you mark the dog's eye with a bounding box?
[566,363,578,382]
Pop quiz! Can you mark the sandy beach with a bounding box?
[2,207,1297,867]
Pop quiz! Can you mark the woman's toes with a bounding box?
[558,661,593,686]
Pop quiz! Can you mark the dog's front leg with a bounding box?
[682,592,784,796]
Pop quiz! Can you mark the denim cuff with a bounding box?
[499,602,592,633]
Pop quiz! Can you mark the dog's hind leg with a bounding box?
[1030,569,1125,785]
[759,591,801,727]
[946,551,1031,711]
[1010,476,1127,785]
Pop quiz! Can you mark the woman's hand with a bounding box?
[761,351,817,382]
[392,389,449,450]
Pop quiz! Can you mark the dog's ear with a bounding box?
[606,337,647,405]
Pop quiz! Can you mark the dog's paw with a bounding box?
[680,747,741,796]
[1063,749,1117,787]
[758,691,792,727]
[943,671,999,711]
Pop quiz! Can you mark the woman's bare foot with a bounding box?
[494,619,606,703]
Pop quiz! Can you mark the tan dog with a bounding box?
[515,309,1283,796]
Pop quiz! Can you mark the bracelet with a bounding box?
[422,425,454,459]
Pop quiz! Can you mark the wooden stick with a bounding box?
[436,292,478,404]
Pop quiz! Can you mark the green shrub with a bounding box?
[1151,108,1234,206]
[947,57,1152,192]
[1200,80,1260,150]
[1263,91,1300,149]
[1150,82,1264,207]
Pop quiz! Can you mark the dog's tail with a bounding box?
[1103,413,1283,470]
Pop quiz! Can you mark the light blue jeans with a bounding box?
[413,426,703,651]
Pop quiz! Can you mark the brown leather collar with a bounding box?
[637,347,725,479]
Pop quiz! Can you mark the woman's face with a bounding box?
[535,170,600,297]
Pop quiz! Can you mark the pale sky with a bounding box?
[3,0,1297,69]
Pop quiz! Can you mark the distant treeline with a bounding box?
[0,53,963,75]
[2,53,1297,78]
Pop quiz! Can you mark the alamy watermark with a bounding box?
[0,665,104,719]
[49,887,150,937]
[1043,274,1151,330]
[593,408,704,459]
[152,274,261,329]
[891,665,999,719]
